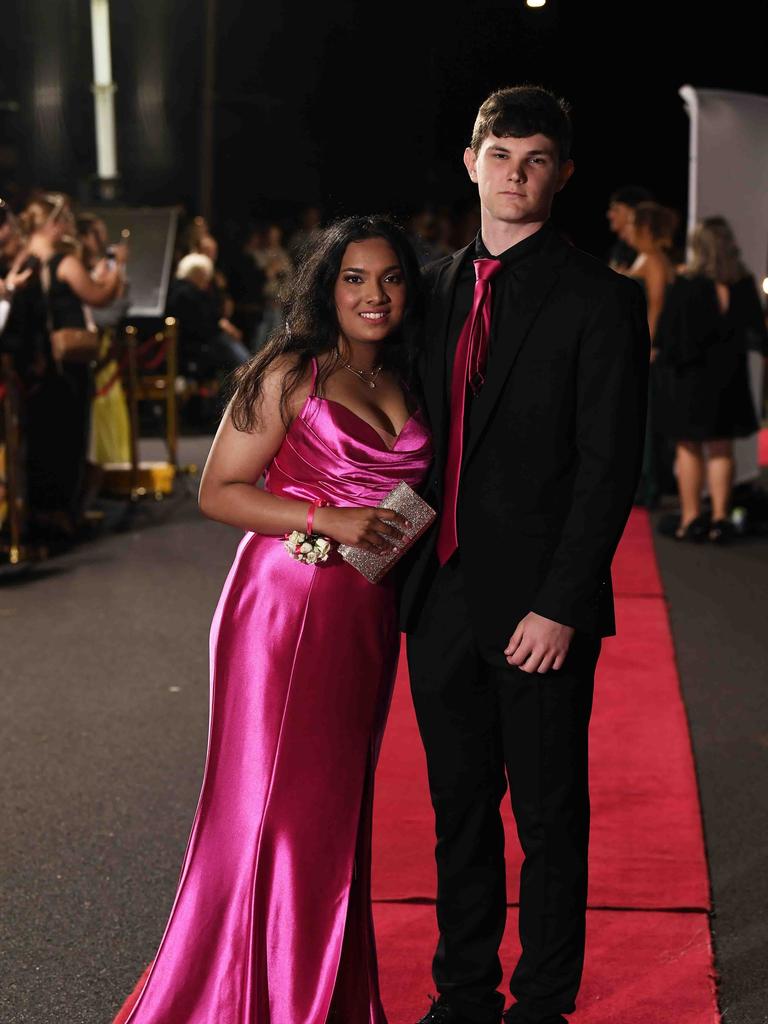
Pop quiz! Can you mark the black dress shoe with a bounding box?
[502,1008,567,1024]
[416,995,473,1024]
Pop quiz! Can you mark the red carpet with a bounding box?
[372,509,720,1021]
[610,507,664,598]
[759,427,768,468]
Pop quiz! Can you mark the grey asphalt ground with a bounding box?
[1,435,766,1024]
[651,499,768,1024]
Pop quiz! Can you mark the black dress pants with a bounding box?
[406,555,600,1024]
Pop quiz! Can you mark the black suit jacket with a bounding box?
[399,226,649,650]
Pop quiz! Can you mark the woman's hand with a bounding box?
[314,506,408,553]
[91,258,111,281]
[110,242,129,266]
[3,266,33,294]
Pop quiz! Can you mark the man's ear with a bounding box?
[463,146,478,183]
[557,159,575,193]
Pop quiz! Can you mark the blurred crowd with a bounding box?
[168,203,482,371]
[0,192,129,543]
[1,187,766,555]
[605,186,768,541]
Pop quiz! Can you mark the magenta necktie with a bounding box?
[435,257,502,566]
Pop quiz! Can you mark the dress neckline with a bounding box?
[304,394,419,452]
[304,356,420,452]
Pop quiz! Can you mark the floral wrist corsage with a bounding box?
[283,530,332,565]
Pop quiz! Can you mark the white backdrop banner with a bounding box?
[679,85,768,482]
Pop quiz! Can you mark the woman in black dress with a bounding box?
[621,201,678,507]
[24,193,125,537]
[654,217,767,541]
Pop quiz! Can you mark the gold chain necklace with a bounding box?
[343,362,383,389]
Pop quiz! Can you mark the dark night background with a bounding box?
[1,8,767,1024]
[0,0,766,255]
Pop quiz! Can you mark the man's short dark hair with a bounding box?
[470,85,572,162]
[609,185,654,207]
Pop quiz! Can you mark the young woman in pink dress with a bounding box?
[114,216,432,1024]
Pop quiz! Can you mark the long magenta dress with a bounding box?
[118,359,432,1024]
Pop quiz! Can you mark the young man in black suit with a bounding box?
[401,87,650,1024]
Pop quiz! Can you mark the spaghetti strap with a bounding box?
[310,356,320,396]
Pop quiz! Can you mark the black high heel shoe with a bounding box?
[673,515,709,542]
[707,518,733,544]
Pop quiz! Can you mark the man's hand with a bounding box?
[504,612,575,674]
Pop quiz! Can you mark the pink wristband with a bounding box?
[306,499,326,536]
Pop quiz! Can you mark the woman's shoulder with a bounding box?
[228,350,314,433]
[264,351,308,382]
[660,274,720,334]
[667,272,716,303]
[49,251,69,274]
[644,250,674,278]
[261,352,315,411]
[678,272,718,297]
[53,251,90,286]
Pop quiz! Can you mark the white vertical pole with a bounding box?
[678,85,699,262]
[90,0,118,186]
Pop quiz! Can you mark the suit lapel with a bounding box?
[462,233,570,467]
[423,243,472,459]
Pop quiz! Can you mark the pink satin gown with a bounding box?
[119,358,432,1024]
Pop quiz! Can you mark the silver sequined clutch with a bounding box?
[338,480,436,584]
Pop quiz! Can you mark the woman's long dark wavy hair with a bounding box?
[228,215,424,432]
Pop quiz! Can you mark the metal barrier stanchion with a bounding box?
[103,319,191,502]
[124,324,142,499]
[164,317,179,469]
